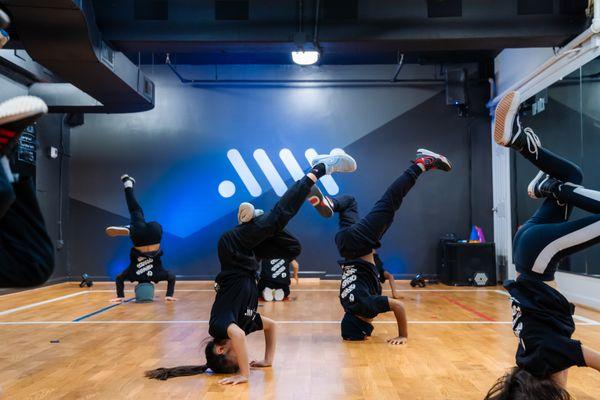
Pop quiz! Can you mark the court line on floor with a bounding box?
[440,295,496,322]
[0,292,87,316]
[72,298,135,322]
[0,320,598,326]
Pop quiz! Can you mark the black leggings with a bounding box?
[0,171,54,287]
[125,186,162,247]
[333,164,421,259]
[218,177,311,273]
[514,143,600,280]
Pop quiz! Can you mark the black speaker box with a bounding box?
[439,242,497,286]
[445,68,468,106]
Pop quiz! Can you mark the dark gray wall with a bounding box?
[36,115,70,281]
[68,64,493,280]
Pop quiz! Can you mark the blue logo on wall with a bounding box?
[219,147,345,198]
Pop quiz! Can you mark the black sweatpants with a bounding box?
[217,176,311,273]
[0,171,54,287]
[115,267,176,298]
[125,186,162,247]
[333,164,422,259]
[514,142,600,280]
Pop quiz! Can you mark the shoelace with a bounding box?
[514,115,541,159]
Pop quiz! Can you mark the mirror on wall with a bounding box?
[513,55,600,278]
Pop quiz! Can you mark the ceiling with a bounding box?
[88,0,590,66]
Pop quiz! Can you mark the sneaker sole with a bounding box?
[527,171,546,199]
[416,148,452,171]
[106,226,131,237]
[262,288,274,302]
[0,9,9,30]
[307,185,333,218]
[273,289,285,301]
[0,96,48,127]
[493,91,520,147]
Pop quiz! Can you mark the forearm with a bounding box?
[228,324,250,378]
[115,276,125,298]
[385,272,399,298]
[262,317,277,364]
[583,346,600,372]
[291,260,299,282]
[389,298,408,338]
[166,273,176,297]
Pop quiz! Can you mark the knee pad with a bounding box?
[135,282,155,302]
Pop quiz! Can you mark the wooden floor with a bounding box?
[1,281,599,400]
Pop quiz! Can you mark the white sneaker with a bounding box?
[262,287,274,302]
[273,289,285,301]
[311,153,357,175]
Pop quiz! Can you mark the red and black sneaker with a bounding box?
[0,96,48,157]
[307,184,334,218]
[413,148,452,172]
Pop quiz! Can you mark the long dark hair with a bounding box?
[484,367,572,400]
[145,338,239,380]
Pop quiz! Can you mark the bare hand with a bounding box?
[387,336,408,345]
[250,359,272,368]
[165,296,178,302]
[218,375,248,385]
[110,297,125,303]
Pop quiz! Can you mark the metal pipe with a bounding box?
[313,0,321,45]
[391,53,404,82]
[166,62,444,85]
[593,0,600,33]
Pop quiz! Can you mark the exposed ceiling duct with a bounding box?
[3,0,154,113]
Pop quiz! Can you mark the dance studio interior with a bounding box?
[1,1,600,399]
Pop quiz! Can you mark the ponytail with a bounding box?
[145,338,239,380]
[145,365,209,380]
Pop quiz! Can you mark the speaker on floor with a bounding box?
[440,242,496,286]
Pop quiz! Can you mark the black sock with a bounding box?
[310,163,326,179]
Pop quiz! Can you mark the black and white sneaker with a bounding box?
[414,149,452,171]
[106,226,131,237]
[310,152,357,175]
[121,174,136,188]
[527,171,560,200]
[493,91,521,147]
[0,96,48,157]
[307,185,334,218]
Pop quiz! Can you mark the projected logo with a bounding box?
[218,148,344,198]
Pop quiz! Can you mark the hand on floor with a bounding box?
[109,297,125,303]
[164,296,178,302]
[219,375,248,385]
[387,336,407,345]
[250,359,272,368]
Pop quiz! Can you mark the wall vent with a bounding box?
[427,0,462,18]
[323,0,358,20]
[517,0,553,15]
[134,0,168,20]
[215,1,249,20]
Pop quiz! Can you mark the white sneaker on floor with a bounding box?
[262,287,274,302]
[273,289,285,301]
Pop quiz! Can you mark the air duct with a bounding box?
[4,0,154,113]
